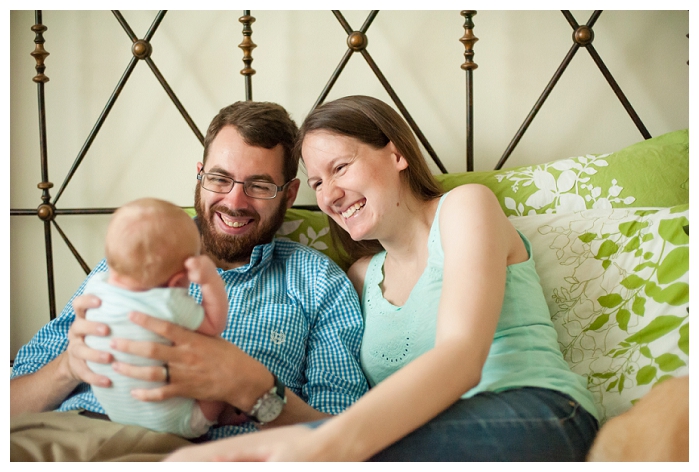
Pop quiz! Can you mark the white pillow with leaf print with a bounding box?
[510,204,689,424]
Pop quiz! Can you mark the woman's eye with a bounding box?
[334,164,348,175]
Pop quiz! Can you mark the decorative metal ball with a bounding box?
[347,31,367,51]
[573,26,594,46]
[132,40,152,59]
[37,203,54,221]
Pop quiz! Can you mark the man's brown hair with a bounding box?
[203,101,299,182]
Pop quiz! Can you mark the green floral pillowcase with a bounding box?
[276,208,347,270]
[437,129,688,216]
[511,204,689,423]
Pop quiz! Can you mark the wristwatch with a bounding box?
[246,374,287,424]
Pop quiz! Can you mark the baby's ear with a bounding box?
[167,270,190,288]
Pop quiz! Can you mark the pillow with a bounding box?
[276,208,348,270]
[511,204,689,423]
[437,129,688,216]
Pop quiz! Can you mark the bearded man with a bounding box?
[10,101,368,462]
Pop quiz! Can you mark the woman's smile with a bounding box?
[341,199,366,219]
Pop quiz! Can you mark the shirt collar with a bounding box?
[219,239,277,275]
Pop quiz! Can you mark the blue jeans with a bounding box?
[309,387,599,461]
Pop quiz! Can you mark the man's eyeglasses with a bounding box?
[197,171,292,200]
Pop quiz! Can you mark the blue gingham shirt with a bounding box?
[11,239,369,440]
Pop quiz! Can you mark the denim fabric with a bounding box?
[307,387,599,461]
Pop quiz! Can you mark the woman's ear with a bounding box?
[387,142,408,171]
[284,178,301,209]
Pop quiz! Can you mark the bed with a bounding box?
[10,10,689,460]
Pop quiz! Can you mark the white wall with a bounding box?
[10,10,689,358]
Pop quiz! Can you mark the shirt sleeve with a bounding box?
[301,255,369,415]
[10,260,109,379]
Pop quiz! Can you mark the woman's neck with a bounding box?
[379,194,440,264]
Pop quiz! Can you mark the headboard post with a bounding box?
[239,11,257,101]
[30,10,58,320]
[460,10,478,172]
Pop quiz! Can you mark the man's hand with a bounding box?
[110,311,268,411]
[66,294,113,387]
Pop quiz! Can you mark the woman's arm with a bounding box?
[310,184,523,460]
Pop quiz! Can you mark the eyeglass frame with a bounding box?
[197,170,294,200]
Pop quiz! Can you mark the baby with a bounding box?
[84,197,229,438]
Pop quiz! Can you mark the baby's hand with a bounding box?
[184,255,218,286]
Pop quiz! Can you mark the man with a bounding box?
[10,101,368,461]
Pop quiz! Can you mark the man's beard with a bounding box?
[194,185,287,266]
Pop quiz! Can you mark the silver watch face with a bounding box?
[255,393,285,423]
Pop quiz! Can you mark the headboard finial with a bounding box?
[30,21,50,83]
[239,12,257,100]
[460,10,478,71]
[239,13,257,91]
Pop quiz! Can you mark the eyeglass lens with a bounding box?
[202,174,278,198]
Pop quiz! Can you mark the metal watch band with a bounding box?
[247,374,286,424]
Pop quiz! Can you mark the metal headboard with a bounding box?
[10,10,651,324]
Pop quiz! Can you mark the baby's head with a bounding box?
[105,198,200,291]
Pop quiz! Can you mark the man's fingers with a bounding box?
[110,337,169,361]
[127,311,187,342]
[130,385,176,402]
[70,316,109,338]
[79,368,113,388]
[112,361,166,382]
[72,294,102,318]
[72,342,113,365]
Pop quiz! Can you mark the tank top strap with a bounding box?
[426,192,451,261]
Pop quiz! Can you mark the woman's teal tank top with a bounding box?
[359,192,599,420]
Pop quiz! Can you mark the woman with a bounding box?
[167,95,599,461]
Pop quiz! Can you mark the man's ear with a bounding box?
[196,162,204,174]
[166,270,190,289]
[387,142,408,171]
[284,178,301,209]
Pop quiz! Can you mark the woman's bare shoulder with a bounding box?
[440,184,526,264]
[441,184,502,218]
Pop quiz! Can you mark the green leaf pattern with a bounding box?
[274,208,348,271]
[496,154,637,216]
[512,205,689,423]
[277,219,330,252]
